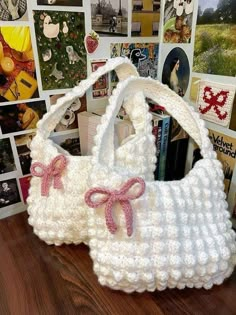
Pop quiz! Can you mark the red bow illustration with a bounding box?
[199,86,229,120]
[85,177,145,237]
[30,155,67,197]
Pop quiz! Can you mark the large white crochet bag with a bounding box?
[85,76,236,292]
[27,58,156,246]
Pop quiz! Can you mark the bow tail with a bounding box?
[105,198,117,234]
[41,173,51,197]
[120,200,133,237]
[213,105,227,120]
[53,174,63,190]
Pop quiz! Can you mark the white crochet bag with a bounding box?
[85,76,236,292]
[27,58,156,246]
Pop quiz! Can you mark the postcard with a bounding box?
[0,101,46,134]
[34,11,87,90]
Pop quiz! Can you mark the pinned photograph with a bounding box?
[0,138,16,174]
[0,178,21,209]
[193,0,236,76]
[91,60,109,98]
[0,101,47,134]
[111,43,159,79]
[14,132,35,175]
[37,0,82,6]
[0,26,39,103]
[52,133,81,156]
[19,176,31,204]
[0,0,27,21]
[50,94,86,132]
[91,0,128,37]
[33,11,86,90]
[132,0,161,37]
[163,0,194,43]
[162,47,190,97]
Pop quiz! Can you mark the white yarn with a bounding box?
[87,76,236,292]
[27,58,156,246]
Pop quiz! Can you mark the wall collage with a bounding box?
[0,0,235,225]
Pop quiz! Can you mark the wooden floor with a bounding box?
[0,212,235,315]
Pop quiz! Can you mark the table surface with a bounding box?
[0,212,235,315]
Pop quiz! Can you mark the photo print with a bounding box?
[50,94,86,132]
[162,47,190,97]
[0,101,47,134]
[111,43,159,81]
[14,132,35,175]
[0,26,39,103]
[19,176,31,204]
[0,178,21,209]
[132,0,161,37]
[33,11,87,90]
[193,0,236,76]
[91,0,128,37]
[37,0,82,6]
[0,0,27,21]
[91,60,109,98]
[163,0,194,43]
[0,138,16,174]
[51,133,81,156]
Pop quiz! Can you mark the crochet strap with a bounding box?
[36,57,139,139]
[93,77,215,167]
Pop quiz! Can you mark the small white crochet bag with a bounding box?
[85,76,236,292]
[27,58,156,246]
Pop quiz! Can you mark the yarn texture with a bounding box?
[86,76,236,292]
[27,58,156,246]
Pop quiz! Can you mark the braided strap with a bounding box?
[36,57,139,140]
[92,77,215,166]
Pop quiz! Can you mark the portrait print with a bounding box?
[162,47,190,97]
[0,138,16,174]
[14,132,35,175]
[0,178,21,209]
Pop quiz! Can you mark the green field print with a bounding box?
[193,0,236,77]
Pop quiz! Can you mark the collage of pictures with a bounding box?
[0,0,235,224]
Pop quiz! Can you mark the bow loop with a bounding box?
[85,177,145,236]
[31,155,67,196]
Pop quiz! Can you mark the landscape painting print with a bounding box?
[193,0,236,76]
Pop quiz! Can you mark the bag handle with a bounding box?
[36,57,140,140]
[92,77,216,167]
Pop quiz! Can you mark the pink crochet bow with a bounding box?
[30,155,67,197]
[85,177,145,237]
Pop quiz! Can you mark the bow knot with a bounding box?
[199,86,229,120]
[85,177,145,237]
[31,155,67,196]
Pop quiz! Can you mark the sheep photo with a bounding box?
[37,0,82,6]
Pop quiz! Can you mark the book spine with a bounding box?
[152,117,162,180]
[158,116,170,180]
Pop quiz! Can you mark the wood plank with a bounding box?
[0,212,235,315]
